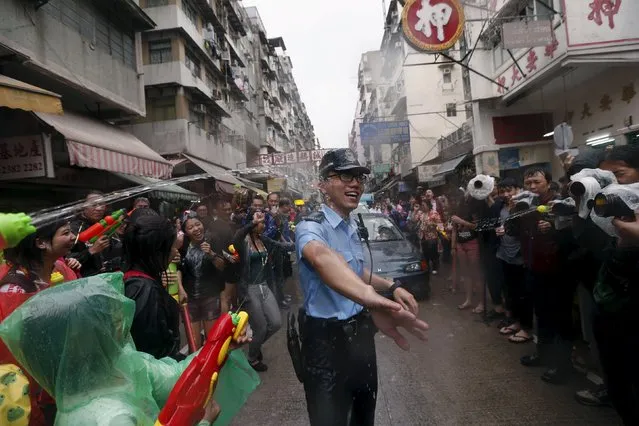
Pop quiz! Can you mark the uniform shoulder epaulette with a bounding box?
[302,211,326,223]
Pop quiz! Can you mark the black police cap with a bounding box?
[319,148,371,177]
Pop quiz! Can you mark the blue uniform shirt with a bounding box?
[295,204,364,320]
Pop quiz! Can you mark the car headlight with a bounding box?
[404,262,422,272]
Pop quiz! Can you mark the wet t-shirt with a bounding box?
[181,242,224,299]
[497,206,523,265]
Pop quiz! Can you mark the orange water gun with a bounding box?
[78,209,127,243]
[156,311,249,426]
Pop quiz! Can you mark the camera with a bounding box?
[593,193,635,218]
[550,198,577,216]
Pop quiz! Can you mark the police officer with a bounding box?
[295,148,429,426]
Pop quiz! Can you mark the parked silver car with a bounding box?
[354,212,430,300]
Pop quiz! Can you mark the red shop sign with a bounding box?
[402,0,465,52]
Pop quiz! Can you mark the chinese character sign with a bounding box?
[272,153,285,165]
[402,0,465,52]
[565,0,636,47]
[0,136,47,181]
[252,150,329,166]
[297,151,310,163]
[359,121,411,146]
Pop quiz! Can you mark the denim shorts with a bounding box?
[187,295,221,322]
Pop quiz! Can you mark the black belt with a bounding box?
[303,310,374,339]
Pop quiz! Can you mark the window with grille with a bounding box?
[41,0,136,68]
[185,51,201,77]
[189,103,206,129]
[446,103,457,117]
[147,97,177,121]
[183,0,198,25]
[206,72,216,91]
[442,69,452,84]
[149,40,172,64]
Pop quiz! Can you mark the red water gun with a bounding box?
[78,209,127,243]
[156,311,249,426]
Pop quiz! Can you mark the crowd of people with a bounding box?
[0,143,638,424]
[0,187,312,424]
[371,144,639,425]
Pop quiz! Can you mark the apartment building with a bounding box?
[446,0,639,183]
[351,0,468,193]
[245,7,317,194]
[0,0,179,210]
[120,1,316,192]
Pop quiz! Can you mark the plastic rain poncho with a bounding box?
[570,168,617,219]
[0,273,260,426]
[590,182,639,237]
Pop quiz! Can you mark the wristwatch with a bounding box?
[388,280,402,295]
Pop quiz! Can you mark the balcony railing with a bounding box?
[225,33,247,67]
[225,0,247,36]
[439,119,474,161]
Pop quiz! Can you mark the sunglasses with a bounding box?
[326,173,368,184]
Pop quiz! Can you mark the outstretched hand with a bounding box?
[370,307,429,351]
[361,286,428,350]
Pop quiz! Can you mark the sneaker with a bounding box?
[575,385,612,407]
[432,270,438,275]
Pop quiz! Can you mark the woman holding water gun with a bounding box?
[0,219,78,425]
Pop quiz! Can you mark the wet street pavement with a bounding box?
[232,276,622,425]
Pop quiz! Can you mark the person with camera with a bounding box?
[516,167,577,385]
[295,149,428,426]
[590,145,639,424]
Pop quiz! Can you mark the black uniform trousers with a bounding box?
[302,311,377,426]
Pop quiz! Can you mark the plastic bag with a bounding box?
[0,273,260,425]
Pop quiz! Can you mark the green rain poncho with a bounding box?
[0,273,260,425]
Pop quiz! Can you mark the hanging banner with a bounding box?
[253,149,329,166]
[402,0,465,52]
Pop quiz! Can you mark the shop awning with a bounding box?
[376,176,401,194]
[433,155,468,177]
[236,176,268,197]
[113,172,198,202]
[0,75,63,114]
[35,111,172,179]
[183,154,243,187]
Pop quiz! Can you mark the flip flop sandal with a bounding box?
[509,333,533,344]
[499,326,519,335]
[458,303,472,310]
[472,307,485,314]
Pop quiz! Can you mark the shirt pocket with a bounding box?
[341,250,365,274]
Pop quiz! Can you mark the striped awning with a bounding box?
[0,75,63,114]
[35,111,172,179]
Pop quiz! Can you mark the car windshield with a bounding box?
[363,216,404,242]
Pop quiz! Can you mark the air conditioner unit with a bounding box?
[442,82,454,92]
[194,104,207,114]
